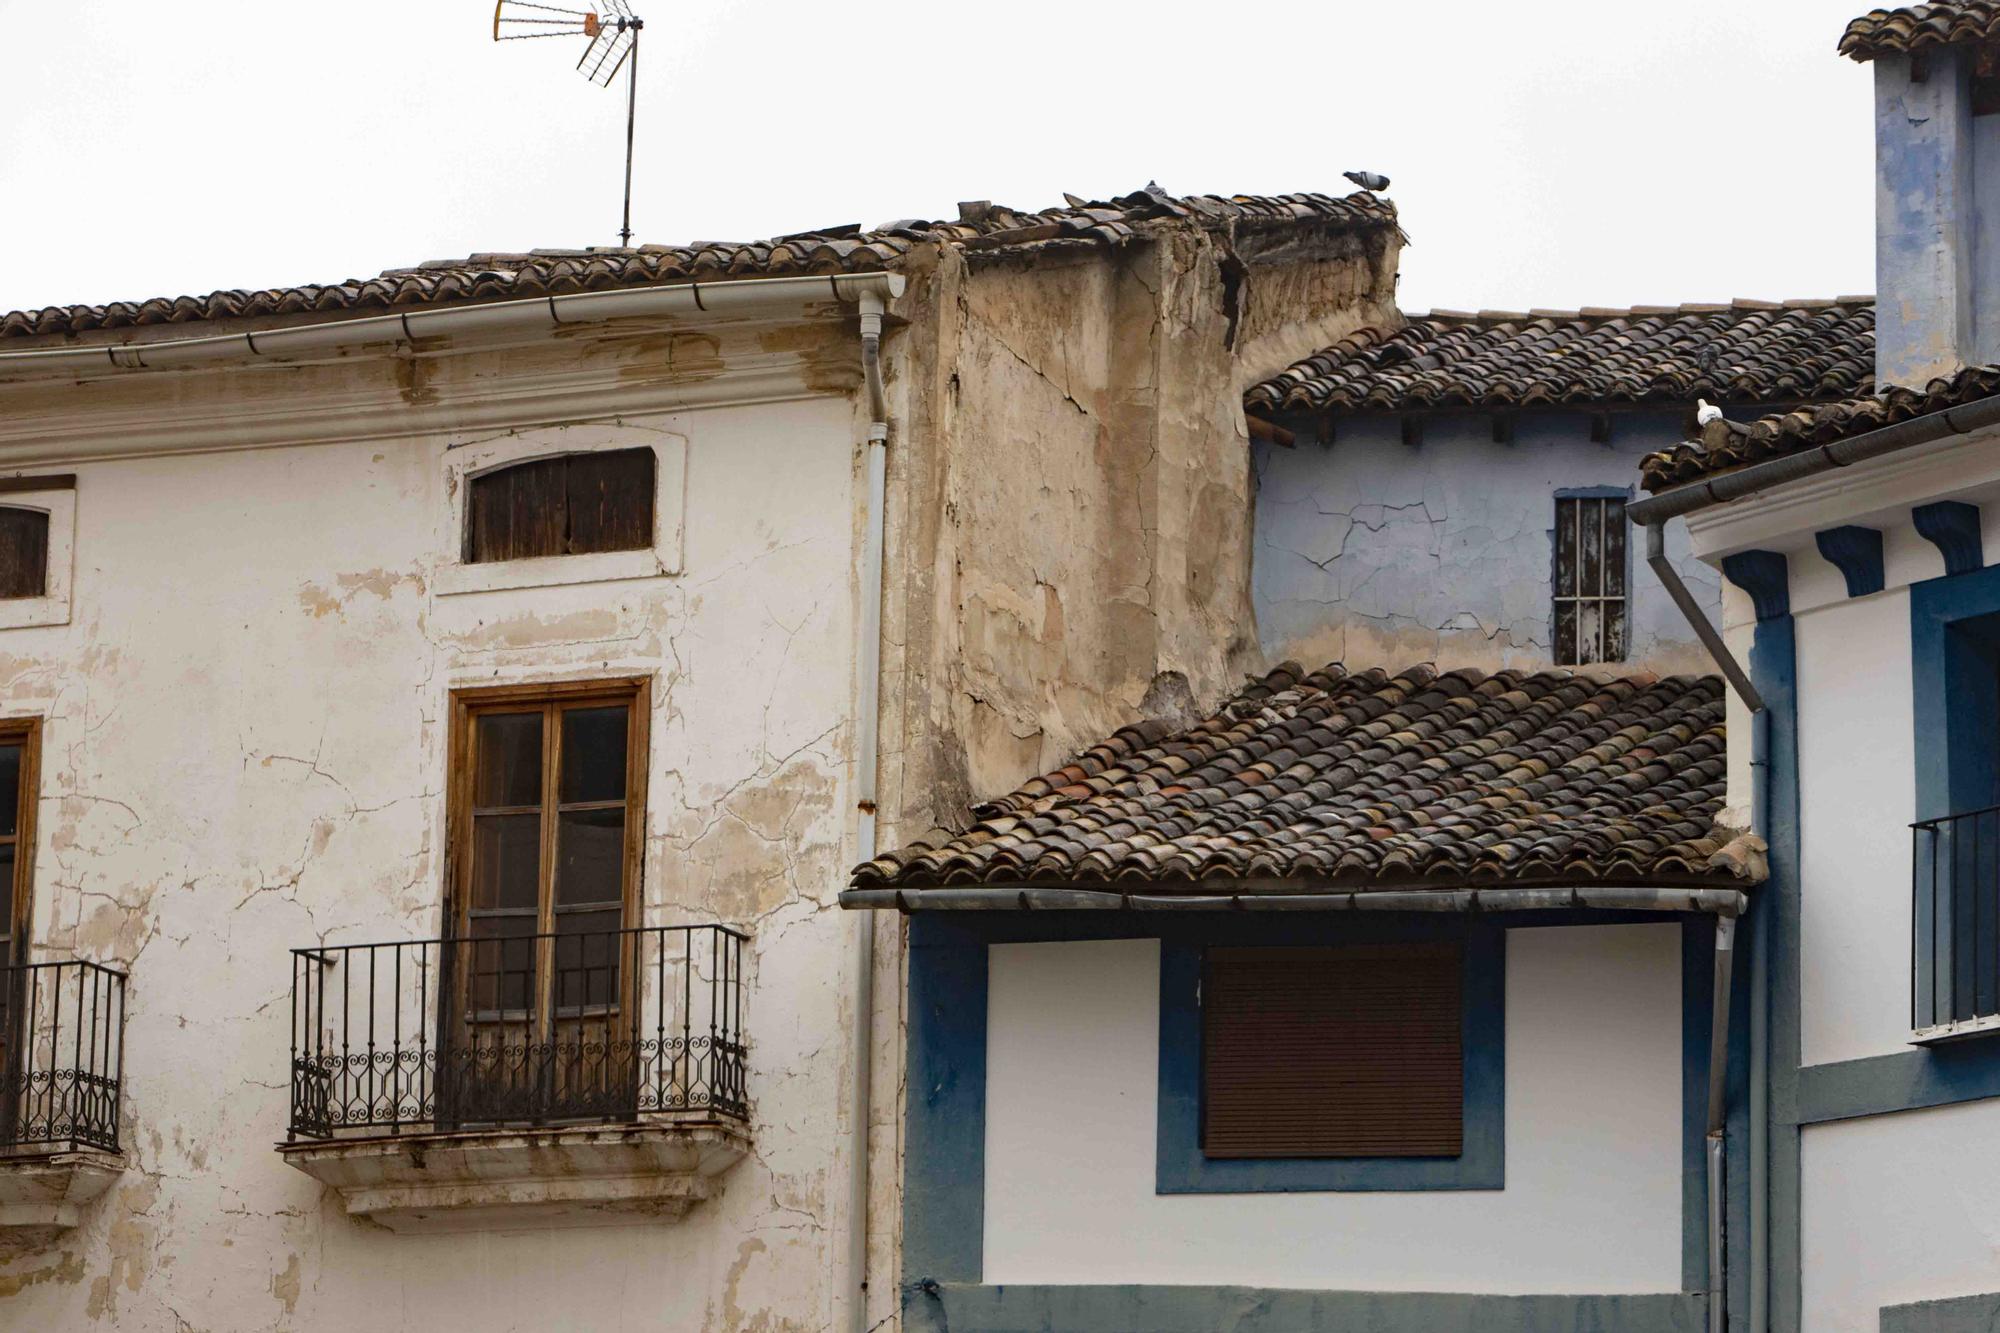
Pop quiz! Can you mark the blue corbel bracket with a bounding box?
[1720,549,1790,622]
[1914,501,1984,576]
[1814,525,1886,597]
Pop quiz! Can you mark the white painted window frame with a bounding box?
[0,484,76,631]
[433,431,687,597]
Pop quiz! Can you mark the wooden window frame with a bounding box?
[0,718,38,970]
[445,677,650,947]
[1553,490,1631,666]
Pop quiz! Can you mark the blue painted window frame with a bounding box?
[1911,564,2000,1031]
[1156,920,1506,1193]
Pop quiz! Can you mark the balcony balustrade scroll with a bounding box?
[287,923,746,1140]
[0,959,127,1155]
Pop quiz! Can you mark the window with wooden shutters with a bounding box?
[465,449,655,564]
[0,509,50,601]
[1201,943,1463,1159]
[1553,493,1629,665]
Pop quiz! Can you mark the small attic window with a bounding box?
[465,449,655,564]
[0,508,51,600]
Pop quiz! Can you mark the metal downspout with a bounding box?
[845,291,890,1333]
[1708,913,1738,1333]
[1647,521,1763,714]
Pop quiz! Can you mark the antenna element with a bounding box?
[492,1,646,246]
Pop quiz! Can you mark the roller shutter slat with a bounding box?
[1202,943,1463,1159]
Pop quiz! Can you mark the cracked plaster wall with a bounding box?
[876,222,1402,849]
[1252,410,1720,675]
[0,359,868,1330]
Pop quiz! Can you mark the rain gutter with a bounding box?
[0,271,908,376]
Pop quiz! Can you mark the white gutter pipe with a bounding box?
[0,272,906,376]
[844,288,890,1333]
[1707,913,1738,1333]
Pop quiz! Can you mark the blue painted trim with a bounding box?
[1881,1290,2000,1332]
[1914,500,1985,575]
[1721,549,1791,621]
[902,1283,1707,1333]
[903,914,988,1283]
[1796,1042,2000,1122]
[897,910,1718,1300]
[1813,525,1886,597]
[1154,923,1505,1193]
[1749,615,1802,1332]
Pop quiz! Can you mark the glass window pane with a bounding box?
[473,814,541,910]
[1581,499,1604,597]
[467,915,537,1013]
[554,908,624,1008]
[475,713,543,808]
[1603,501,1628,597]
[561,706,628,804]
[1555,499,1578,597]
[556,808,624,906]
[0,844,12,943]
[0,743,22,838]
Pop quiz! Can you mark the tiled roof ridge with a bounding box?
[854,661,1750,892]
[1639,362,2000,490]
[1840,4,2000,61]
[1246,300,1875,416]
[1407,296,1874,323]
[0,185,1398,342]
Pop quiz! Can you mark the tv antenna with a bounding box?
[493,1,645,246]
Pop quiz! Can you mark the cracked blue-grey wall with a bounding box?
[1252,409,1719,673]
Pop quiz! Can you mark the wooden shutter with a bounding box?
[466,449,655,563]
[1202,943,1463,1159]
[0,508,50,600]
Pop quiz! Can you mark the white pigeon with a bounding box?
[1696,399,1724,426]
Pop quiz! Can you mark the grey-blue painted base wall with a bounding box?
[901,1283,1706,1332]
[1880,1291,2000,1332]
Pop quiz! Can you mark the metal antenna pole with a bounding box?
[619,22,640,246]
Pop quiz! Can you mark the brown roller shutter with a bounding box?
[1202,943,1463,1159]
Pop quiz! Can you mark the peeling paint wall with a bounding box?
[0,328,868,1330]
[1252,410,1721,674]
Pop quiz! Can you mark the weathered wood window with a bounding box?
[0,509,50,601]
[464,449,655,564]
[0,721,40,971]
[0,720,43,1130]
[1201,943,1463,1159]
[1553,494,1628,664]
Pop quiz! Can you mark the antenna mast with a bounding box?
[493,1,646,247]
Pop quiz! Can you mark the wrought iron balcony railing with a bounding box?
[1,959,128,1155]
[1914,805,2000,1036]
[287,923,747,1140]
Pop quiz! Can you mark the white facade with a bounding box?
[981,925,1686,1294]
[0,303,877,1329]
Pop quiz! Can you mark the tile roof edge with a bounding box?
[1402,296,1874,323]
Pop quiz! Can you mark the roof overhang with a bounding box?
[840,883,1750,916]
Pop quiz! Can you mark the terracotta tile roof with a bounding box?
[1839,4,2000,60]
[853,664,1755,894]
[0,185,1397,342]
[1638,363,2000,491]
[1243,299,1874,417]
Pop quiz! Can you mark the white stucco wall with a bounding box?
[0,386,865,1329]
[1796,589,1920,1066]
[1803,1100,2000,1330]
[982,924,1685,1294]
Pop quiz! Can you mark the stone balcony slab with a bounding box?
[0,1148,124,1230]
[276,1119,750,1233]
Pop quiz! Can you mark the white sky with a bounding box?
[1,0,1875,319]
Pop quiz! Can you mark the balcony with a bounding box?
[0,960,128,1230]
[1913,806,2000,1041]
[277,923,750,1231]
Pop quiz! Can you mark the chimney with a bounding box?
[1874,45,2000,386]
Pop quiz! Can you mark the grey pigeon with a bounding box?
[1343,170,1391,192]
